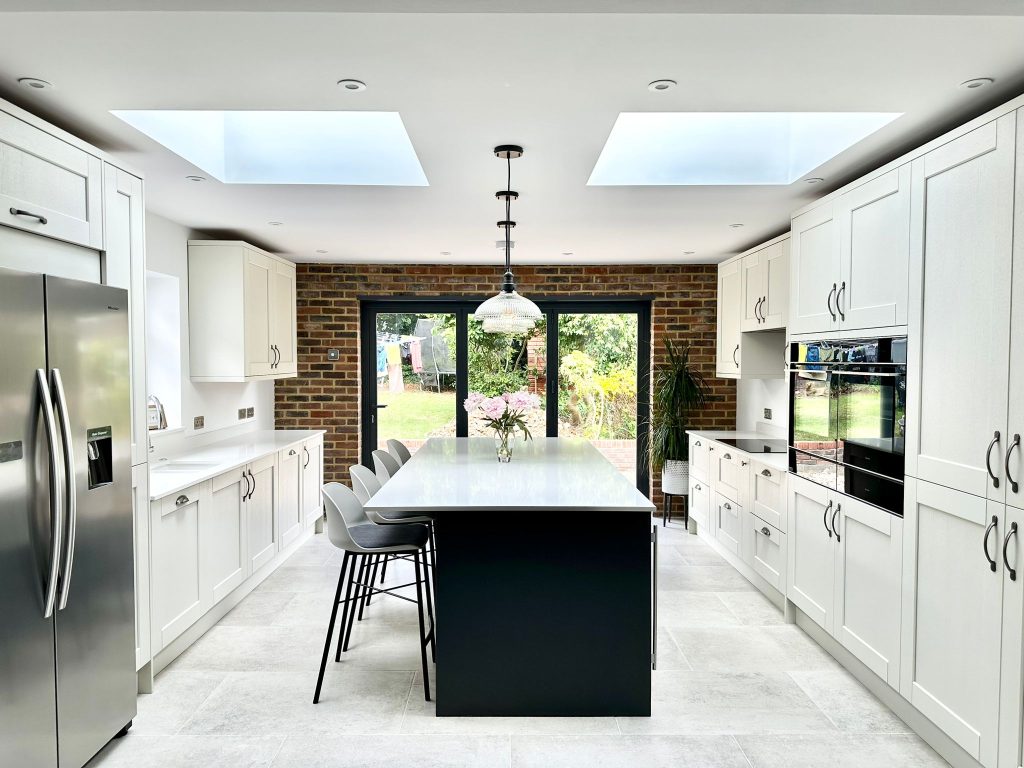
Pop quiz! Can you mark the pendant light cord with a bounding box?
[505,154,512,275]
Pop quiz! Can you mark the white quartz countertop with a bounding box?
[366,437,656,513]
[149,429,325,501]
[685,430,789,470]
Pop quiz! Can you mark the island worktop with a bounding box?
[368,437,655,718]
[365,437,655,514]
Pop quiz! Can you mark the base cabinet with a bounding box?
[205,470,248,604]
[246,454,278,572]
[689,477,710,530]
[901,478,1005,767]
[301,436,324,527]
[151,484,205,649]
[714,492,742,556]
[743,510,786,593]
[132,466,151,672]
[278,446,303,548]
[787,476,836,632]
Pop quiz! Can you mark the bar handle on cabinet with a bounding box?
[1003,522,1018,581]
[36,369,62,620]
[827,283,837,321]
[52,369,76,611]
[1005,434,1020,494]
[247,469,256,500]
[242,470,252,500]
[983,515,999,573]
[733,344,739,368]
[986,431,1001,488]
[832,503,841,543]
[836,281,846,321]
[9,207,48,225]
[760,296,767,322]
[824,500,833,538]
[303,446,310,468]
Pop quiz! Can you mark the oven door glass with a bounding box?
[790,363,838,490]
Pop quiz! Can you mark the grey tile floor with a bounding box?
[89,521,951,767]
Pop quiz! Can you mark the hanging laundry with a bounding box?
[409,338,424,373]
[388,362,404,393]
[376,343,388,378]
[385,342,401,366]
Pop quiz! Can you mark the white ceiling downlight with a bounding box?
[729,223,744,228]
[337,79,367,92]
[18,77,52,90]
[648,79,677,92]
[268,221,283,226]
[960,77,994,90]
[316,249,328,254]
[110,110,428,186]
[805,177,825,184]
[588,112,902,186]
[185,175,206,182]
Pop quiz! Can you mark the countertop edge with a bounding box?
[148,430,326,502]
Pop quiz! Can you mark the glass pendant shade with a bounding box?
[475,288,542,334]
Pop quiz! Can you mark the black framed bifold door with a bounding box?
[360,299,650,494]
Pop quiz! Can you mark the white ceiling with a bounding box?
[1,9,1023,264]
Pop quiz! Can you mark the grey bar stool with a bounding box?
[372,449,401,483]
[313,482,434,703]
[387,439,412,466]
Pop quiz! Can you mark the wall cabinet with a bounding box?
[301,435,324,528]
[900,478,1005,767]
[789,165,911,337]
[278,446,303,549]
[188,241,298,382]
[151,483,205,649]
[717,247,787,379]
[905,115,1016,501]
[788,475,903,686]
[740,235,789,332]
[132,465,151,672]
[0,110,104,250]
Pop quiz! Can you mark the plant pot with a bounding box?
[661,459,689,495]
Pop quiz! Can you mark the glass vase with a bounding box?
[494,428,514,463]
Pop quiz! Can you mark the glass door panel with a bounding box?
[555,312,639,483]
[373,311,458,458]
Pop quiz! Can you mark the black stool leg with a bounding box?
[413,550,431,701]
[356,555,372,622]
[422,545,436,662]
[339,554,363,658]
[314,551,350,703]
[366,555,382,607]
[379,555,389,585]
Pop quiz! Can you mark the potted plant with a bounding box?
[650,341,708,495]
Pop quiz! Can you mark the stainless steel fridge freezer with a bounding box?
[0,266,136,768]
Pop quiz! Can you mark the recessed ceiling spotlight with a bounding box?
[648,79,677,93]
[960,77,994,90]
[729,223,744,228]
[561,251,574,256]
[337,79,367,92]
[185,175,206,182]
[683,250,695,255]
[268,221,283,226]
[805,177,824,184]
[17,77,52,91]
[440,251,452,256]
[315,249,328,254]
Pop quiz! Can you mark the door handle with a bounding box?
[723,453,732,460]
[247,469,256,500]
[761,526,771,537]
[1005,434,1020,494]
[242,470,252,500]
[289,448,297,456]
[51,369,76,611]
[986,431,1001,488]
[836,281,846,321]
[760,469,772,477]
[9,207,48,225]
[733,344,739,368]
[983,515,999,573]
[831,503,841,543]
[759,296,767,322]
[175,494,190,507]
[36,369,63,620]
[1003,522,1018,581]
[754,297,764,323]
[827,283,837,321]
[376,404,388,409]
[723,502,732,510]
[303,446,310,468]
[823,500,833,538]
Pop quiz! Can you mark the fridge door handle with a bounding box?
[36,369,63,619]
[52,368,77,611]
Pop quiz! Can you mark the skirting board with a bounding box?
[150,523,316,679]
[794,609,981,768]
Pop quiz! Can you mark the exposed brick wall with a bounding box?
[274,264,736,505]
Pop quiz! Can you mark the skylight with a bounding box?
[587,112,902,186]
[111,110,428,186]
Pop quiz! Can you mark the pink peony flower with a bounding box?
[463,392,486,413]
[506,391,540,411]
[481,396,509,420]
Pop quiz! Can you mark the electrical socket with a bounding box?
[238,408,247,421]
[246,407,254,418]
[763,408,773,420]
[193,415,205,430]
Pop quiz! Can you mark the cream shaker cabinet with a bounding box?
[188,240,298,382]
[278,445,303,549]
[0,110,104,249]
[717,253,786,379]
[740,235,789,332]
[301,435,324,528]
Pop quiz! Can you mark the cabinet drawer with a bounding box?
[744,510,786,593]
[751,460,786,531]
[690,435,710,482]
[0,111,103,249]
[713,445,749,505]
[714,491,743,556]
[689,476,711,530]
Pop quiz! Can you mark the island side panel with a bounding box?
[434,509,652,716]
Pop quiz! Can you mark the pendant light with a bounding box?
[475,145,543,334]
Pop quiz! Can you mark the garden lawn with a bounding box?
[376,387,456,440]
[793,387,892,441]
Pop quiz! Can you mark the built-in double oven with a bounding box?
[789,338,907,515]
